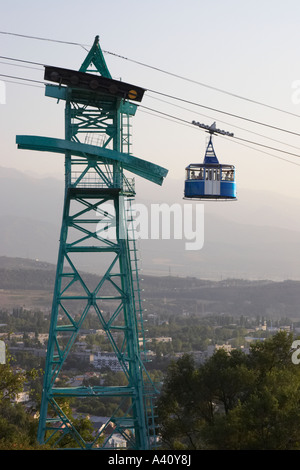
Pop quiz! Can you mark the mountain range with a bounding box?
[1,165,300,280]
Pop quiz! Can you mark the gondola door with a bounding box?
[205,168,220,196]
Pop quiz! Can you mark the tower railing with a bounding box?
[70,170,135,195]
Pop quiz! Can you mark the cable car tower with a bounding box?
[16,36,168,450]
[184,121,236,200]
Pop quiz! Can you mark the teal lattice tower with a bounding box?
[16,36,168,450]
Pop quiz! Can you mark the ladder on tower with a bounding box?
[125,196,148,361]
[122,113,132,155]
[125,197,160,448]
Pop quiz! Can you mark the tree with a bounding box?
[0,350,42,449]
[205,365,300,450]
[157,331,300,450]
[0,350,38,404]
[45,398,97,449]
[157,354,204,449]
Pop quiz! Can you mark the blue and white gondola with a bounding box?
[184,123,236,200]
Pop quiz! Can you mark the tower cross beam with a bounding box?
[16,135,168,186]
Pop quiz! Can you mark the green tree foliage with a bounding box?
[0,351,42,449]
[157,331,300,450]
[157,354,203,449]
[45,398,97,449]
[0,351,96,449]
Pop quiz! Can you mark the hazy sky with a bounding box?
[1,0,300,200]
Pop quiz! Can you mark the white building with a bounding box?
[92,352,123,372]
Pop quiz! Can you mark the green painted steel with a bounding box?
[16,135,168,185]
[45,83,138,116]
[79,35,112,78]
[17,36,165,450]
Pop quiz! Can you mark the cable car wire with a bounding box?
[0,60,41,70]
[1,67,300,161]
[0,73,44,85]
[139,104,300,159]
[2,52,299,153]
[102,52,300,120]
[1,55,300,141]
[1,78,44,88]
[0,30,90,48]
[146,89,300,138]
[0,55,46,68]
[2,70,300,168]
[1,43,300,139]
[220,135,300,168]
[147,94,300,152]
[1,61,300,161]
[139,108,300,168]
[0,30,299,120]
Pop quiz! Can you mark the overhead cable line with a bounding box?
[0,55,45,68]
[218,134,300,168]
[0,73,44,85]
[0,30,90,48]
[1,32,299,170]
[140,108,300,167]
[0,30,299,119]
[1,78,44,88]
[0,60,41,70]
[1,57,299,140]
[226,140,300,168]
[146,89,300,138]
[147,94,300,152]
[1,68,300,160]
[103,51,300,119]
[139,104,300,159]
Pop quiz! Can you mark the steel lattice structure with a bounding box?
[16,36,168,450]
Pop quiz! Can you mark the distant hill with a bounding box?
[1,256,300,320]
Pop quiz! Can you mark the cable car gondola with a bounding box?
[184,122,236,200]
